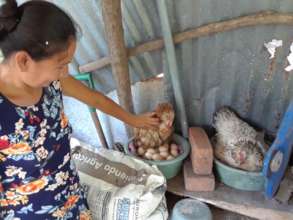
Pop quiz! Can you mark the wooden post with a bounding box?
[101,0,133,136]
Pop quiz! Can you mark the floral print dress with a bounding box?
[0,81,91,220]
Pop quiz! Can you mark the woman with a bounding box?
[0,0,159,219]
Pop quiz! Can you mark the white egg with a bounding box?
[137,147,145,156]
[170,143,178,151]
[167,155,175,160]
[159,151,169,158]
[170,149,179,157]
[146,148,156,154]
[144,152,153,160]
[152,154,163,161]
[159,145,168,152]
[141,137,147,143]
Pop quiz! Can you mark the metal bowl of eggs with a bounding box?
[124,134,190,179]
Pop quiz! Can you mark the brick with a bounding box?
[189,127,213,175]
[184,160,215,192]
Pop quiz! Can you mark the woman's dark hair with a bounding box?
[0,0,77,61]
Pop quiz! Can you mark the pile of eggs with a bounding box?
[129,142,181,161]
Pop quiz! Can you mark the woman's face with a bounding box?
[17,38,76,88]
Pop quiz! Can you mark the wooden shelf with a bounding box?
[167,173,293,220]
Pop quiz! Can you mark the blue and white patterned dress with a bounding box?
[0,81,91,220]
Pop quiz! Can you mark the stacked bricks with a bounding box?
[184,127,215,192]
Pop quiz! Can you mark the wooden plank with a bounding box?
[101,0,134,136]
[167,173,293,220]
[79,11,293,73]
[211,207,256,220]
[79,57,110,73]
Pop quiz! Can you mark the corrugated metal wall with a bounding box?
[51,0,165,93]
[17,0,293,140]
[172,0,293,134]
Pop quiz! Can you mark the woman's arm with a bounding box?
[60,75,159,129]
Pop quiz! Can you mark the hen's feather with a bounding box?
[213,107,266,172]
[134,103,175,149]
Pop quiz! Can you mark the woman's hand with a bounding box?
[60,76,161,129]
[129,112,160,129]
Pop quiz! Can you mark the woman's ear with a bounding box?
[14,51,33,72]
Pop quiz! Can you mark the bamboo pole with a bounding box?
[74,73,109,148]
[89,111,108,148]
[79,11,293,73]
[101,0,133,136]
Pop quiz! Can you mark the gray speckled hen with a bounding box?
[213,107,268,172]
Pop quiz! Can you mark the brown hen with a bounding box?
[133,103,175,149]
